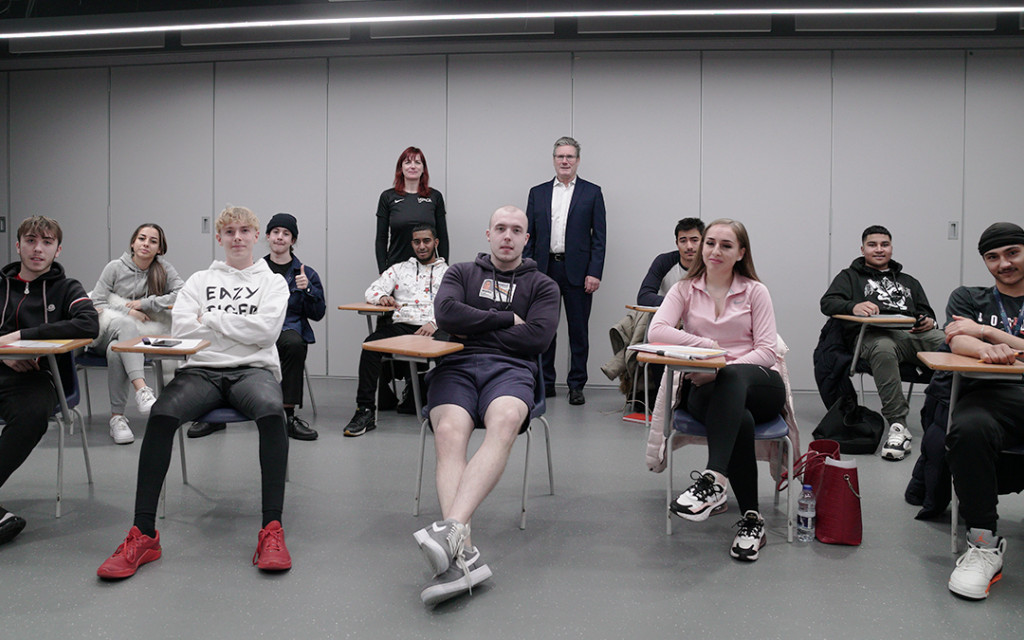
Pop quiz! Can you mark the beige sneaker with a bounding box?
[109,415,135,445]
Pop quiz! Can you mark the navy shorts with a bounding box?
[426,352,535,433]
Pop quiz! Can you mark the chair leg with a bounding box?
[785,436,794,543]
[521,427,532,530]
[178,428,188,485]
[666,433,674,536]
[76,409,93,485]
[539,416,554,495]
[56,414,64,519]
[413,417,429,516]
[304,365,318,418]
[951,480,960,553]
[80,366,91,427]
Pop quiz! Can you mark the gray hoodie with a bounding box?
[91,251,184,323]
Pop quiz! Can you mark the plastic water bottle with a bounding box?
[797,484,816,542]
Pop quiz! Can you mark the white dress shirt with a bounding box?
[549,176,575,254]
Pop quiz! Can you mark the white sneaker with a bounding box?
[949,535,1005,600]
[669,470,728,522]
[109,415,135,445]
[135,386,157,415]
[881,422,912,461]
[730,510,767,562]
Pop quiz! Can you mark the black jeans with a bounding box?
[946,381,1024,533]
[133,367,288,533]
[277,329,308,407]
[0,368,57,489]
[355,322,419,408]
[683,364,785,514]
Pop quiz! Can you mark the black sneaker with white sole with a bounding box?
[0,509,27,546]
[343,407,376,437]
[670,470,727,521]
[730,510,767,562]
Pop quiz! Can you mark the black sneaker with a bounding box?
[0,509,27,546]
[343,407,376,437]
[670,470,727,521]
[730,510,767,562]
[287,415,318,441]
[187,421,226,438]
[421,546,492,606]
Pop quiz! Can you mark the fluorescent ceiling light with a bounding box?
[2,7,1022,40]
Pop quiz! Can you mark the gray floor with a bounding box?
[2,377,1021,639]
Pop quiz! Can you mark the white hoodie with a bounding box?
[172,259,288,380]
[365,257,448,326]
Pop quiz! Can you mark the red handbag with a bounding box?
[776,439,840,493]
[815,457,862,545]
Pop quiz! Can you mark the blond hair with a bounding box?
[215,205,259,234]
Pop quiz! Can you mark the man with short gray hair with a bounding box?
[525,136,607,405]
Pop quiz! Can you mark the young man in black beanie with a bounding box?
[943,221,1024,600]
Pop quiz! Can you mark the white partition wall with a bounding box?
[214,59,329,374]
[1,73,8,266]
[963,50,1024,289]
[446,53,572,241]
[7,47,1024,391]
[326,55,447,377]
[701,51,833,390]
[110,63,215,282]
[9,68,110,281]
[572,51,702,389]
[830,51,967,320]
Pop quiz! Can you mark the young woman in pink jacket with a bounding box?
[648,218,784,562]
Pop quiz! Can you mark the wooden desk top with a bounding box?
[111,336,210,357]
[636,351,726,369]
[0,338,93,355]
[833,314,916,325]
[918,351,1024,376]
[338,302,397,313]
[625,304,659,314]
[362,334,464,359]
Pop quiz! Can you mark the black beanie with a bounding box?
[978,222,1024,255]
[266,212,299,238]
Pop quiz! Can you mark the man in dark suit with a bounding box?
[525,136,607,405]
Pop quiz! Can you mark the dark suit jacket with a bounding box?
[524,177,607,287]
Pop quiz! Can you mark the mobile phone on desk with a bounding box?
[148,338,181,348]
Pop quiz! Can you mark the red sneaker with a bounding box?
[253,521,291,571]
[97,526,162,579]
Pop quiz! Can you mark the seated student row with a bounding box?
[2,211,1021,606]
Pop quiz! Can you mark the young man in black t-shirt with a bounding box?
[943,222,1024,601]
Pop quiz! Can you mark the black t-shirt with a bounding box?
[927,286,1024,399]
[375,188,449,273]
[266,259,290,278]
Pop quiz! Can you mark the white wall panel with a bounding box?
[831,51,965,327]
[110,63,214,283]
[702,51,833,390]
[326,55,447,377]
[1,73,8,266]
[962,50,1024,294]
[573,51,701,390]
[9,69,109,281]
[214,59,329,374]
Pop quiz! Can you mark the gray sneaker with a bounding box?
[413,518,470,576]
[421,546,492,606]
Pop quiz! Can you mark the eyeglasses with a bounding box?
[554,154,577,161]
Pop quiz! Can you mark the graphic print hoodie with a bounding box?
[172,259,288,380]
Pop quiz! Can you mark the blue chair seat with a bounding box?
[672,409,789,440]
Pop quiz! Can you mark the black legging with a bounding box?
[683,364,785,514]
[277,329,307,407]
[132,367,288,536]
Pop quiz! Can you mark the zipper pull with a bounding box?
[24,281,30,295]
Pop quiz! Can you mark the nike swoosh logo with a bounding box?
[431,522,448,533]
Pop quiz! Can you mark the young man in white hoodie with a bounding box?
[97,205,291,580]
[344,224,447,437]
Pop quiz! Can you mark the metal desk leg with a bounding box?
[948,372,961,554]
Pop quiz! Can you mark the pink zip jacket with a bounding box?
[648,274,778,370]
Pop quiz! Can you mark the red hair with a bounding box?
[393,146,431,197]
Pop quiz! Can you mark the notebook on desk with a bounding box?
[628,343,727,360]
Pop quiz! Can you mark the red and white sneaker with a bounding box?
[97,526,162,579]
[253,521,292,571]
